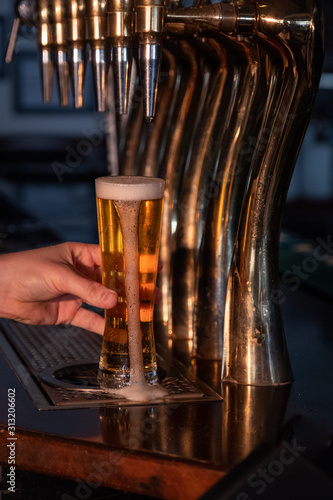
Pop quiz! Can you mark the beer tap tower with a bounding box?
[7,0,324,386]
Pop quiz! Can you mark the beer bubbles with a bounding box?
[95,176,167,401]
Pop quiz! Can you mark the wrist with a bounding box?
[0,253,18,320]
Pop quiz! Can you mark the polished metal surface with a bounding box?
[86,0,108,111]
[7,0,325,386]
[195,35,261,361]
[67,0,86,108]
[220,382,290,467]
[0,319,221,409]
[137,42,162,120]
[89,45,108,111]
[36,0,54,103]
[222,0,324,385]
[52,0,70,106]
[107,0,134,114]
[135,0,166,120]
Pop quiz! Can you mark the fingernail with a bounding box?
[102,290,118,306]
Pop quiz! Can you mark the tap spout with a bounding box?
[66,0,86,108]
[107,0,135,115]
[51,0,70,106]
[135,0,166,120]
[36,0,54,103]
[86,0,108,112]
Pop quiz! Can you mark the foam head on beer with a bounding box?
[95,176,165,201]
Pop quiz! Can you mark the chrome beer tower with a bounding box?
[8,0,324,386]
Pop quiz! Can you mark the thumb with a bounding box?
[66,273,118,309]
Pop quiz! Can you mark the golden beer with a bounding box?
[95,176,164,389]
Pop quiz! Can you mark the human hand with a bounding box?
[0,242,118,335]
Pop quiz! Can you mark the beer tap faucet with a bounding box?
[51,0,69,106]
[85,0,108,112]
[135,0,166,121]
[7,0,67,106]
[107,0,135,115]
[36,0,55,104]
[66,0,86,108]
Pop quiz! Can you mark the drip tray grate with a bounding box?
[0,319,222,409]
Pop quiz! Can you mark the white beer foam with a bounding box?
[115,381,168,401]
[96,176,165,201]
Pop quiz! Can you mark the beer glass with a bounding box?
[95,176,165,390]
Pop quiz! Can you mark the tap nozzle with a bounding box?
[107,0,135,114]
[135,0,165,120]
[51,0,70,106]
[86,0,108,112]
[66,0,86,108]
[36,0,54,103]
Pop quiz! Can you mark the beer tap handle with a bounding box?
[107,0,135,115]
[135,0,166,121]
[6,0,36,63]
[86,0,108,112]
[5,17,21,64]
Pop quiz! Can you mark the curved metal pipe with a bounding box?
[139,47,178,177]
[195,35,263,360]
[171,39,227,361]
[156,40,199,344]
[222,0,324,385]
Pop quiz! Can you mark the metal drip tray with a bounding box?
[0,319,222,410]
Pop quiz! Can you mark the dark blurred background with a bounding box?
[0,0,332,253]
[0,0,110,251]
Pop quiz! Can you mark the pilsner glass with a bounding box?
[95,176,165,389]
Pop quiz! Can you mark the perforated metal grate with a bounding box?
[2,321,101,371]
[0,319,222,409]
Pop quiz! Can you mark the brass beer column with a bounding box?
[86,0,108,111]
[135,0,166,120]
[36,0,54,103]
[51,0,69,106]
[66,0,86,108]
[107,0,135,114]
